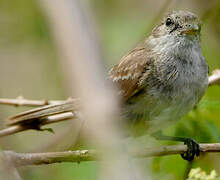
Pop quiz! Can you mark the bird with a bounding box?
[6,10,209,161]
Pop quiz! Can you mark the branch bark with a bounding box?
[5,143,220,167]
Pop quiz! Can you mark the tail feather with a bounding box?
[7,100,78,126]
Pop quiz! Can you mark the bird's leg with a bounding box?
[151,131,200,161]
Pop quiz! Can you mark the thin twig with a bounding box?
[0,96,70,107]
[208,69,220,86]
[0,112,75,137]
[5,143,220,167]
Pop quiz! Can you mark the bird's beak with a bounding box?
[180,24,201,35]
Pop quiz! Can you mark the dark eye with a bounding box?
[166,18,173,26]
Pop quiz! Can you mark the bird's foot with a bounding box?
[181,138,200,161]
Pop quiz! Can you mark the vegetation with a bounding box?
[0,0,220,179]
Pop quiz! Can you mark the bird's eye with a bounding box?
[165,18,173,26]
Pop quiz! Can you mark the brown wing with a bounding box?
[109,45,151,101]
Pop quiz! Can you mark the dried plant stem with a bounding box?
[0,96,70,107]
[5,143,220,167]
[0,112,75,137]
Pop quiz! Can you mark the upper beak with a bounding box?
[181,24,200,35]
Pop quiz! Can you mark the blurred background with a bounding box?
[0,0,220,179]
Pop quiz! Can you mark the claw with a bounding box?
[181,138,200,161]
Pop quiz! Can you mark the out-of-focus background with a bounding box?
[0,0,220,179]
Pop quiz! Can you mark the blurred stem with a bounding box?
[0,150,22,180]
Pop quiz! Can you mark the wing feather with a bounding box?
[109,45,151,101]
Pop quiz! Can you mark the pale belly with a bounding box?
[123,78,208,136]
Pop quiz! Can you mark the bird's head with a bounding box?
[152,11,201,40]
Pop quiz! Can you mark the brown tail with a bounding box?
[7,100,79,126]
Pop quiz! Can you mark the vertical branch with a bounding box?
[0,150,22,180]
[39,0,145,179]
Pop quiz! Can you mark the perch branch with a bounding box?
[5,143,220,167]
[209,69,220,86]
[0,112,75,137]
